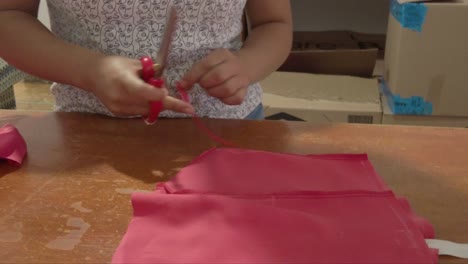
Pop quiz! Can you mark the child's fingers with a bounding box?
[198,60,238,89]
[205,75,248,99]
[180,49,231,89]
[133,83,194,115]
[163,96,195,115]
[112,97,194,117]
[221,86,248,106]
[114,98,194,117]
[132,82,169,102]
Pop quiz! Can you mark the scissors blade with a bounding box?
[154,6,178,77]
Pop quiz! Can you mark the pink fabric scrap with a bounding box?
[0,124,27,165]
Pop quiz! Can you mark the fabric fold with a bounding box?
[159,148,388,195]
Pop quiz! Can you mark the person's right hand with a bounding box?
[84,55,194,117]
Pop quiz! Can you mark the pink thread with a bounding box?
[176,83,235,147]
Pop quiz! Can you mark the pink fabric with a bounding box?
[112,148,438,264]
[0,124,27,165]
[158,148,388,195]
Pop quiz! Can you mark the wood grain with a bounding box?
[0,110,467,263]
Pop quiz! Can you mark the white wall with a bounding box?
[38,0,391,33]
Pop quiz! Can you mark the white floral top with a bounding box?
[46,0,262,119]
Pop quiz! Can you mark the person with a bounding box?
[0,1,292,120]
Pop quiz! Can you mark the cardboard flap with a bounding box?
[279,49,377,78]
[260,72,380,104]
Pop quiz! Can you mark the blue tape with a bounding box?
[391,0,428,32]
[380,79,433,115]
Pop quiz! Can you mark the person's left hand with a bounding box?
[178,49,250,105]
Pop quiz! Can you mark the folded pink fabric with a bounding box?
[158,148,389,195]
[112,148,438,264]
[0,124,27,165]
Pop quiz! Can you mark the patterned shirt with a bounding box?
[46,0,262,118]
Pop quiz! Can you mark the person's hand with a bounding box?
[179,49,250,105]
[85,55,194,116]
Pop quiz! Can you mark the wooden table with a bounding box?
[0,110,467,263]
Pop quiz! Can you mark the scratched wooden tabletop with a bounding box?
[0,110,467,263]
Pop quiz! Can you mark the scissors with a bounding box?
[140,6,178,125]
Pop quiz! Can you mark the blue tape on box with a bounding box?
[391,0,428,32]
[380,79,433,115]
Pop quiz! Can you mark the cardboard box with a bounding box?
[384,0,468,116]
[373,59,385,78]
[291,31,358,50]
[279,31,378,78]
[382,93,468,128]
[260,71,382,124]
[351,32,386,59]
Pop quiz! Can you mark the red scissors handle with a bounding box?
[139,7,178,125]
[141,56,164,125]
